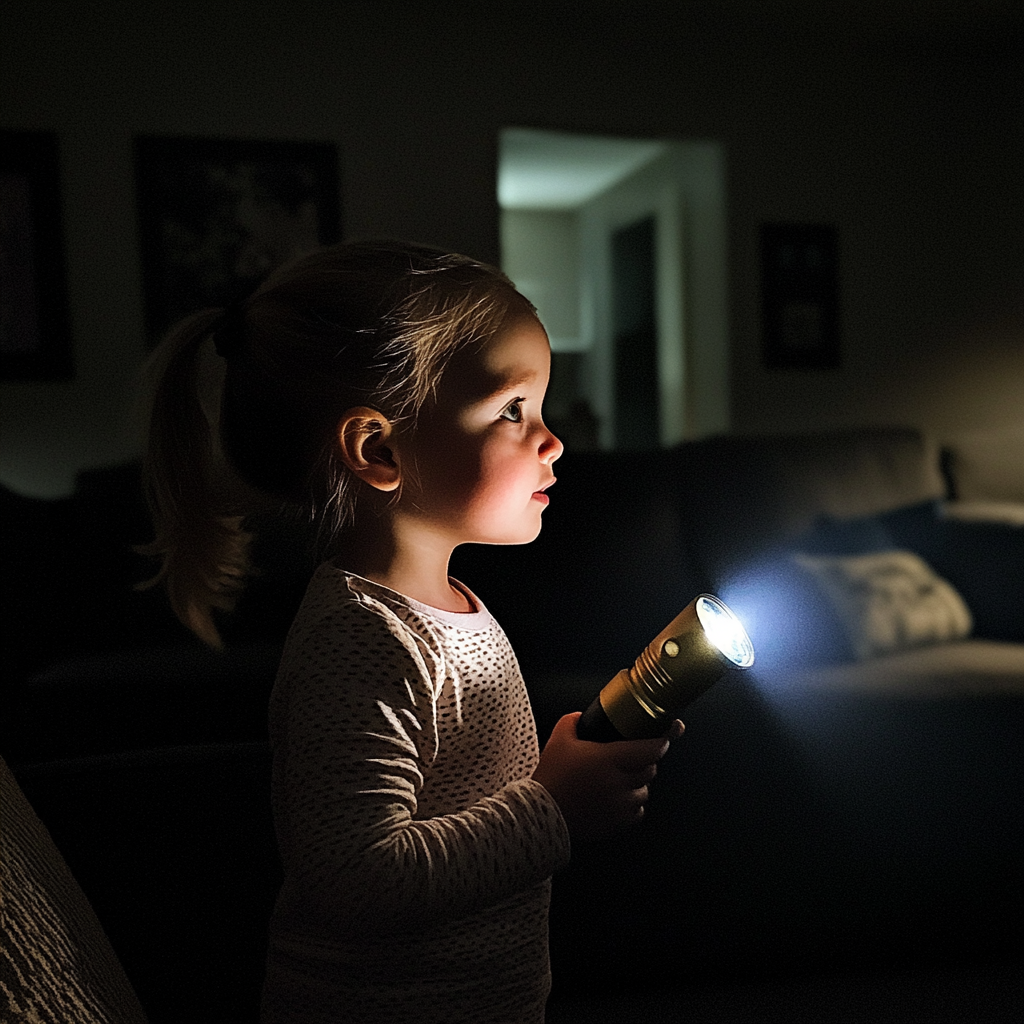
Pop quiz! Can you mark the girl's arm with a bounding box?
[270,598,570,942]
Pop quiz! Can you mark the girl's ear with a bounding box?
[335,407,401,492]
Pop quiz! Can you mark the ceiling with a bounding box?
[498,129,667,211]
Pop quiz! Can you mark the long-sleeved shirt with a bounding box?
[261,566,571,1024]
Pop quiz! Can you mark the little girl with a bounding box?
[140,240,680,1024]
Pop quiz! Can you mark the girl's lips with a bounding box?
[532,478,555,504]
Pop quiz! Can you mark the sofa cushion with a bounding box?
[770,638,1024,698]
[943,500,1024,527]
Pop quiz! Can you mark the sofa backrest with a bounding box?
[669,427,946,582]
[940,426,1024,503]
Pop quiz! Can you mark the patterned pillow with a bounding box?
[791,550,972,660]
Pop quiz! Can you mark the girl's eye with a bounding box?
[500,399,524,423]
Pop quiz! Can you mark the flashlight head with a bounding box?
[694,595,756,669]
[595,594,755,740]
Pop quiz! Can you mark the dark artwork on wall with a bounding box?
[761,224,840,370]
[0,130,74,380]
[135,136,341,343]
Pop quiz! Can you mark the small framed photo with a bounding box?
[761,224,840,370]
[135,135,341,342]
[0,130,74,380]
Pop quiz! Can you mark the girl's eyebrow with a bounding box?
[491,370,540,393]
[477,369,539,401]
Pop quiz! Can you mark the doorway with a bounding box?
[612,215,659,450]
[498,127,729,451]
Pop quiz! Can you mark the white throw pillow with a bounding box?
[791,550,973,661]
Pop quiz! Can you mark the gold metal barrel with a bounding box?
[596,596,752,739]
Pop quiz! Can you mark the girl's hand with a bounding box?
[532,712,684,843]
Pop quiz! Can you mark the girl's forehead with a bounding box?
[442,316,551,403]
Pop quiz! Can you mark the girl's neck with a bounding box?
[332,517,472,614]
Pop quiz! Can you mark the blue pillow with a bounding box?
[794,509,898,555]
[884,503,1024,642]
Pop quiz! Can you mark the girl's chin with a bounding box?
[480,521,545,547]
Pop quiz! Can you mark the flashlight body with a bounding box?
[576,678,633,742]
[576,595,752,742]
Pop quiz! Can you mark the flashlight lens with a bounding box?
[695,595,755,668]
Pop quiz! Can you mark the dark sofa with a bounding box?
[3,426,1022,1022]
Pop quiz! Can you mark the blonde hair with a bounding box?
[139,239,532,647]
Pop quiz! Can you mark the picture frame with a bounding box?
[0,130,74,380]
[134,135,341,343]
[761,223,840,370]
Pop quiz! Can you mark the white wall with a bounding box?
[500,208,582,349]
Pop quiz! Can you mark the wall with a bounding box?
[501,208,582,348]
[2,1,1021,495]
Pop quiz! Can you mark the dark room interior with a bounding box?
[2,2,1022,1022]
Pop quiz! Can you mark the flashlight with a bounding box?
[576,595,755,742]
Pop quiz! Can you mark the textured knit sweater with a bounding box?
[260,565,572,1024]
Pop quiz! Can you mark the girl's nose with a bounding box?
[539,425,564,464]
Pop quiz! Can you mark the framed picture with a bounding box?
[761,224,840,370]
[0,130,74,379]
[135,135,341,342]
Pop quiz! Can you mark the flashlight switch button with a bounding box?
[662,640,680,658]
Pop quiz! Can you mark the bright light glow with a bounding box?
[696,595,755,668]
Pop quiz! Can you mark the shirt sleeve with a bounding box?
[270,591,571,943]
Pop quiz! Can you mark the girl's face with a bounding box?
[400,314,563,547]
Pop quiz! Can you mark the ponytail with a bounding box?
[137,309,252,648]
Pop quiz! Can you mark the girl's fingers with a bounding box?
[609,737,670,770]
[535,711,686,841]
[625,763,658,787]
